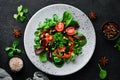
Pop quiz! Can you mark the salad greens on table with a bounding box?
[34,11,87,67]
[5,41,22,57]
[98,64,107,79]
[13,5,28,22]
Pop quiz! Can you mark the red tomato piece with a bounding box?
[66,27,75,35]
[55,22,64,32]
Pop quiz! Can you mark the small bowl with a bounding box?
[102,21,120,40]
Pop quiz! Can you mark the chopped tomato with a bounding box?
[66,26,75,35]
[40,32,54,46]
[45,33,54,44]
[54,36,74,59]
[55,22,64,32]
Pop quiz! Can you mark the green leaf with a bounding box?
[22,7,28,13]
[38,23,46,30]
[19,16,26,22]
[79,37,87,47]
[16,49,22,54]
[8,51,14,57]
[65,53,75,63]
[34,31,41,37]
[52,47,55,51]
[76,32,87,47]
[34,37,40,44]
[69,20,79,26]
[53,57,62,63]
[39,51,47,62]
[53,14,59,22]
[62,11,72,27]
[13,41,19,48]
[13,14,19,20]
[19,12,24,17]
[100,70,107,79]
[5,47,11,51]
[54,59,64,68]
[98,64,107,79]
[17,5,23,12]
[114,38,120,51]
[34,44,40,49]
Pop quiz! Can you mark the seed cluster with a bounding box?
[103,22,119,39]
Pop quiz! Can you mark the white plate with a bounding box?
[24,4,96,76]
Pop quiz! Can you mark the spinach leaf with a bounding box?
[76,32,87,47]
[53,57,62,63]
[53,14,59,22]
[79,37,87,47]
[98,64,107,79]
[62,11,72,27]
[69,20,79,26]
[54,58,64,68]
[39,51,47,62]
[114,38,120,51]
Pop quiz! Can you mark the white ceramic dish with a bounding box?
[24,4,96,76]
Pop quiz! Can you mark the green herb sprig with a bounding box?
[98,64,107,79]
[114,38,120,51]
[13,5,28,22]
[5,41,22,57]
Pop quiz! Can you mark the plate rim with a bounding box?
[24,3,96,76]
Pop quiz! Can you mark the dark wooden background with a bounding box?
[0,0,120,80]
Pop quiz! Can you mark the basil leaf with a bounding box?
[22,7,28,13]
[62,11,72,27]
[13,41,19,48]
[5,47,11,51]
[39,51,47,62]
[8,51,14,57]
[17,5,23,12]
[13,14,19,20]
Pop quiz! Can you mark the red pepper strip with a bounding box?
[54,36,74,59]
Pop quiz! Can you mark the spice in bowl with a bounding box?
[103,22,120,40]
[9,57,23,72]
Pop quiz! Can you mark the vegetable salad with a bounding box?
[34,11,87,67]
